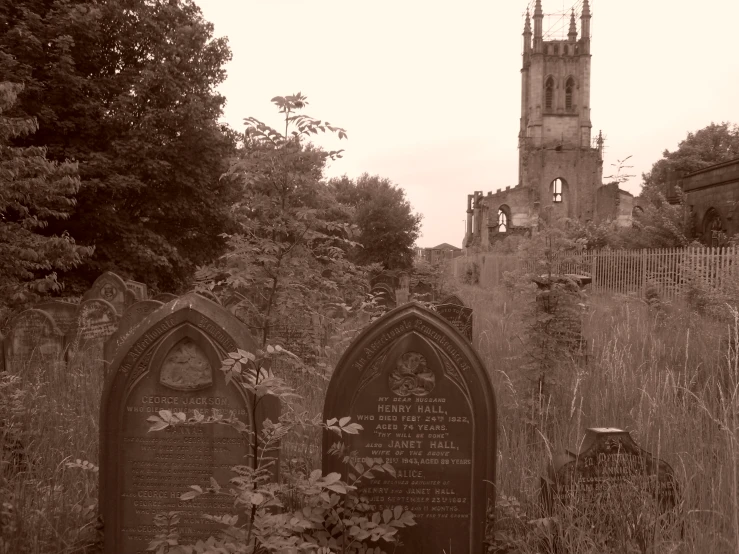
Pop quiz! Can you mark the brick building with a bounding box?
[464,0,632,252]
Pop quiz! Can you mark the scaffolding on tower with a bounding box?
[522,0,592,41]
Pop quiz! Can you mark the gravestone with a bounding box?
[194,289,221,305]
[68,299,119,371]
[83,271,135,316]
[153,293,178,303]
[544,428,678,513]
[410,279,435,302]
[323,302,497,553]
[435,299,473,342]
[441,294,465,307]
[100,293,279,553]
[34,301,79,336]
[104,300,164,367]
[3,309,64,373]
[125,280,148,301]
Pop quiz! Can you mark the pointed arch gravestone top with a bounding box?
[322,302,497,553]
[83,271,135,315]
[100,293,279,553]
[104,300,164,368]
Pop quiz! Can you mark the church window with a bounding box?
[553,44,559,55]
[565,78,575,110]
[552,178,563,203]
[498,206,509,233]
[545,77,554,110]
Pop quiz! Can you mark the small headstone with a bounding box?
[441,294,465,307]
[435,303,473,342]
[153,293,178,303]
[104,300,164,366]
[323,302,497,553]
[101,294,279,553]
[125,280,148,301]
[83,272,136,316]
[544,428,678,514]
[410,279,435,302]
[3,309,64,373]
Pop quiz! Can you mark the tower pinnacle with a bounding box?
[533,0,543,52]
[568,9,577,41]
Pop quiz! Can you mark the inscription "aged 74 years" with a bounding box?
[323,302,497,553]
[100,293,278,554]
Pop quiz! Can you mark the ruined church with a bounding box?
[464,0,632,251]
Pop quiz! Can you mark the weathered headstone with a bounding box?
[100,293,279,553]
[323,302,497,553]
[34,301,79,336]
[153,293,178,303]
[68,299,119,371]
[3,309,64,373]
[435,299,473,342]
[83,271,135,316]
[104,300,164,366]
[125,280,148,301]
[544,428,678,514]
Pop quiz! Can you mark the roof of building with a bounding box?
[429,242,462,251]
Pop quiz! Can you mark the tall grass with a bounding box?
[3,285,739,552]
[1,346,102,554]
[464,282,739,553]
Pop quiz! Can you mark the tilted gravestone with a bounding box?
[83,271,136,316]
[323,302,497,553]
[104,300,164,368]
[100,293,279,553]
[435,296,473,342]
[543,428,678,514]
[2,309,64,373]
[125,280,148,301]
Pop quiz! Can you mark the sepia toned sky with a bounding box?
[195,0,739,248]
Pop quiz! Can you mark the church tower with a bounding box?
[518,0,602,224]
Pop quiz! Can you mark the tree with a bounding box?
[0,82,92,309]
[0,0,238,293]
[207,93,366,347]
[642,122,739,196]
[329,173,422,270]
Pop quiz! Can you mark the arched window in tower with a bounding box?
[545,77,554,110]
[552,178,563,203]
[565,77,575,110]
[497,206,509,233]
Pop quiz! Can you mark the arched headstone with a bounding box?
[34,301,79,335]
[323,302,497,553]
[83,272,135,315]
[3,309,64,373]
[100,293,278,553]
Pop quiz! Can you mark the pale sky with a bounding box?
[195,0,739,248]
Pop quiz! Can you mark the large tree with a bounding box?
[0,82,92,307]
[642,122,739,196]
[330,173,422,270]
[0,0,238,293]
